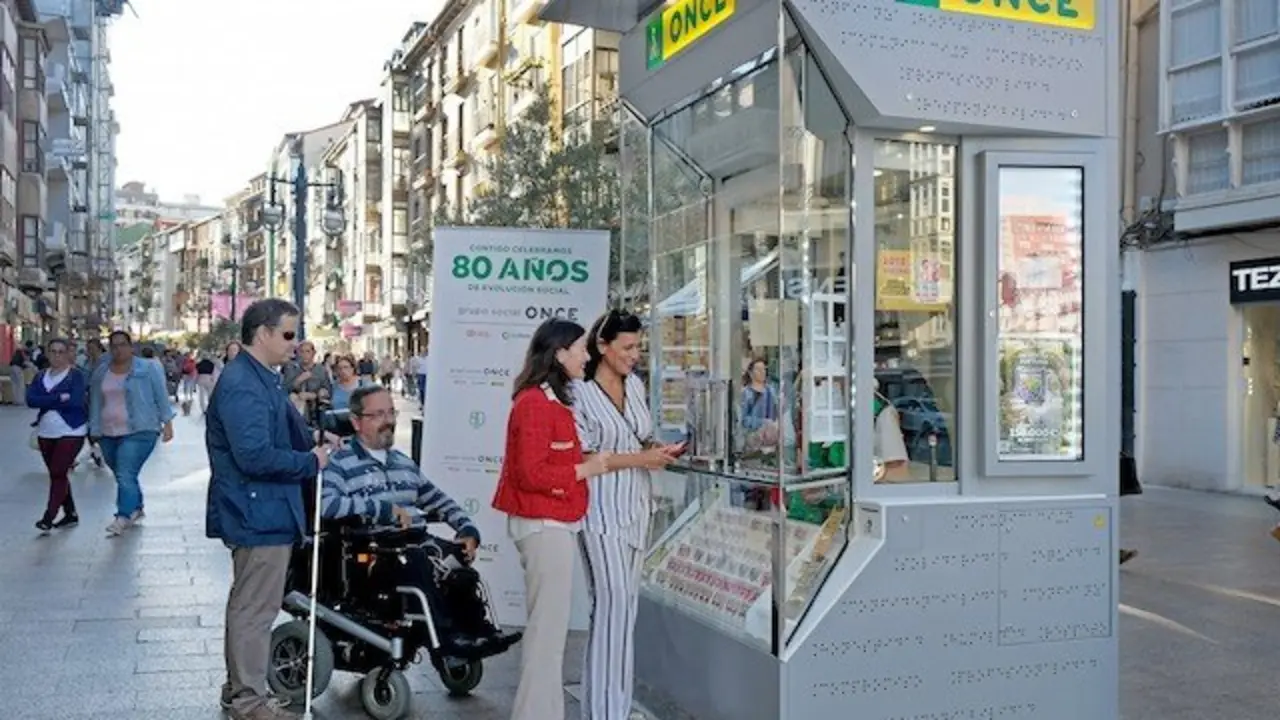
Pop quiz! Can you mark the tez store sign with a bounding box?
[1230,258,1280,305]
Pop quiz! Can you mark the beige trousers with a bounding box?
[510,527,578,720]
[225,544,293,713]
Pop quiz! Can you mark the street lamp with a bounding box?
[261,134,347,340]
[221,234,244,322]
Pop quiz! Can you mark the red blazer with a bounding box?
[492,385,588,522]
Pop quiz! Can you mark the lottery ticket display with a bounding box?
[643,491,822,642]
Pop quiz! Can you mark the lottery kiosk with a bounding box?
[542,0,1120,718]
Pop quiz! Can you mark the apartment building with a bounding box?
[224,174,267,302]
[261,121,352,312]
[1127,0,1280,492]
[315,102,378,349]
[116,181,220,226]
[373,1,619,356]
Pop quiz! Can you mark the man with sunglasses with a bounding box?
[206,298,336,720]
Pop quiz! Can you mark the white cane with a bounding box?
[301,452,326,718]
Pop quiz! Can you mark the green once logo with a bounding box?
[646,19,665,70]
[451,255,589,283]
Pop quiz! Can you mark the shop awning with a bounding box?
[656,250,778,317]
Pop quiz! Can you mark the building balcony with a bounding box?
[68,0,92,39]
[1172,111,1280,234]
[472,105,499,150]
[17,266,49,295]
[509,0,549,26]
[446,149,470,170]
[391,232,409,257]
[362,301,385,320]
[45,152,69,182]
[470,34,500,68]
[0,231,13,269]
[47,65,67,112]
[414,94,438,123]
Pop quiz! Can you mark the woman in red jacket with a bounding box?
[493,317,611,720]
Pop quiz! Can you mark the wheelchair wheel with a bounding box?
[266,620,334,704]
[360,668,412,720]
[437,658,484,696]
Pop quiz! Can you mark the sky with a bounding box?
[109,0,441,206]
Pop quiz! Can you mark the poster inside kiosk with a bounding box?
[421,226,610,630]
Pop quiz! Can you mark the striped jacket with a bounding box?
[320,441,480,542]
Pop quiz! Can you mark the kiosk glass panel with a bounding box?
[994,167,1086,462]
[872,139,958,484]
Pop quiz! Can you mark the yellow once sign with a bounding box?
[935,0,1095,30]
[646,0,736,70]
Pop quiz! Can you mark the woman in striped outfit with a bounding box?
[573,309,685,720]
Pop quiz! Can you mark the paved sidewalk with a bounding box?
[5,396,1280,718]
[0,403,581,720]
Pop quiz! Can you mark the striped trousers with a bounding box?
[578,531,643,720]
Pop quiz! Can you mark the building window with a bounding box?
[20,215,40,267]
[0,45,14,121]
[1185,128,1231,193]
[1168,0,1223,124]
[20,36,41,91]
[393,209,408,235]
[1242,115,1280,185]
[22,121,42,173]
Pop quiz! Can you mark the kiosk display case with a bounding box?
[544,0,1121,718]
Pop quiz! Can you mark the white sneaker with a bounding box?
[105,516,131,536]
[130,508,146,524]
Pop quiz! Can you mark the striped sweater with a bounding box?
[320,441,480,542]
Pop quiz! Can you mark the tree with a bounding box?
[198,319,240,354]
[433,89,626,287]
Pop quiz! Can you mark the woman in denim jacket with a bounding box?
[89,330,175,536]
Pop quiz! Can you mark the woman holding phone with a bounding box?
[492,318,612,720]
[573,309,685,720]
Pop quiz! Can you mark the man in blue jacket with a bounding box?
[206,298,332,720]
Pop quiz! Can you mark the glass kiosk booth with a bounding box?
[543,1,1119,718]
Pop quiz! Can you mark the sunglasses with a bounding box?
[282,331,296,341]
[594,308,628,345]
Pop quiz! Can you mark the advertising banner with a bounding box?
[422,226,610,630]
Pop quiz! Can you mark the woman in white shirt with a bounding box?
[24,338,88,534]
[573,309,685,720]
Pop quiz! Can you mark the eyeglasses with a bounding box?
[357,409,398,420]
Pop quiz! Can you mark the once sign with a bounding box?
[646,0,736,70]
[1229,258,1280,304]
[898,0,1095,31]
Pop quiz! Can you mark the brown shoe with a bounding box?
[229,697,300,720]
[1270,525,1280,543]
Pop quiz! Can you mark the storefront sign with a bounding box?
[646,0,736,70]
[422,226,610,630]
[1229,258,1280,304]
[898,0,1095,31]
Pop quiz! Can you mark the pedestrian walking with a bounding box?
[573,309,683,720]
[491,318,611,720]
[78,338,106,468]
[9,341,32,406]
[329,354,370,411]
[25,337,87,534]
[282,340,331,422]
[196,353,217,413]
[411,348,429,406]
[205,299,334,720]
[88,330,175,536]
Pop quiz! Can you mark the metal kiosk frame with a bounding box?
[542,1,1122,718]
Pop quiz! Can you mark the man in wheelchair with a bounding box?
[319,385,520,658]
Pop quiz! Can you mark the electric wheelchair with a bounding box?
[267,515,521,720]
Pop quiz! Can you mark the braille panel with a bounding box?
[788,0,1109,135]
[784,499,1117,719]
